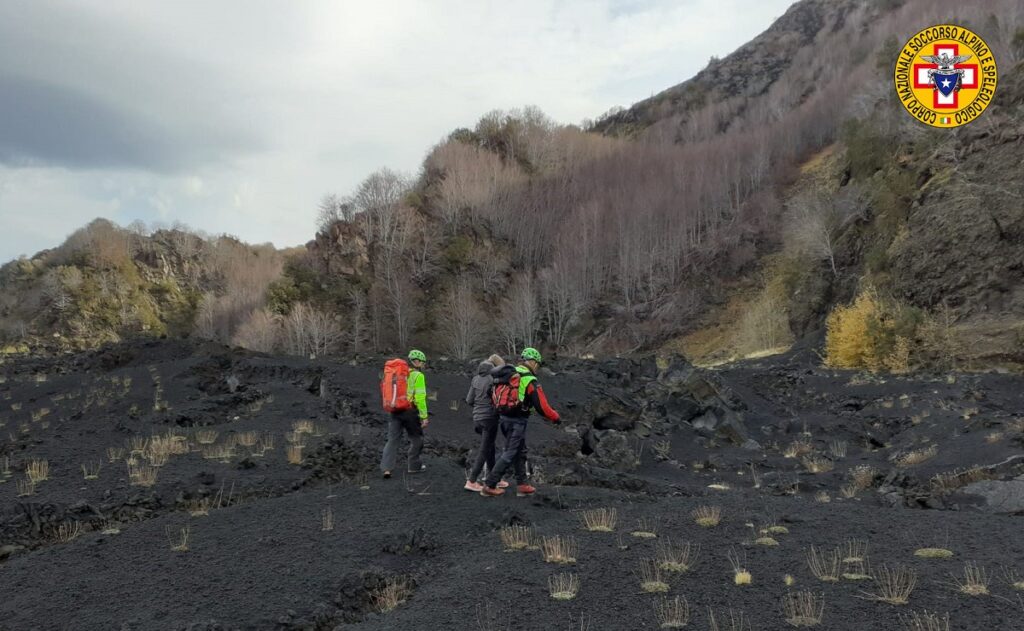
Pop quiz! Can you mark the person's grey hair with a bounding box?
[488,354,505,367]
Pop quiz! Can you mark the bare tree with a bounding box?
[439,279,487,359]
[232,309,280,353]
[498,274,539,354]
[283,303,342,358]
[41,269,73,313]
[317,194,355,232]
[540,261,582,350]
[785,189,844,277]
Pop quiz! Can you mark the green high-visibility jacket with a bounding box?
[409,370,428,420]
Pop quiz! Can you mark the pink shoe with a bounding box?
[464,480,483,492]
[497,480,510,489]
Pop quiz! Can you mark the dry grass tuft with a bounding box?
[783,439,814,459]
[652,440,672,461]
[631,517,659,538]
[814,491,831,503]
[166,524,191,552]
[201,443,235,462]
[1003,567,1024,591]
[985,431,1004,444]
[548,573,579,600]
[186,498,212,516]
[862,564,917,605]
[850,465,877,490]
[802,456,834,474]
[196,429,218,445]
[81,461,102,480]
[236,431,259,447]
[930,466,994,494]
[783,590,824,627]
[692,505,721,528]
[499,524,535,551]
[26,459,49,483]
[842,539,868,564]
[655,595,689,628]
[253,434,276,456]
[637,558,670,593]
[286,444,304,465]
[895,445,938,467]
[371,577,412,613]
[579,507,617,532]
[807,546,841,583]
[127,462,158,487]
[952,562,989,596]
[55,521,82,543]
[656,539,699,573]
[541,535,578,564]
[128,436,148,454]
[106,447,126,462]
[708,608,751,631]
[829,440,848,459]
[898,611,950,631]
[16,477,35,496]
[728,548,752,585]
[914,547,954,559]
[839,483,859,499]
[292,420,315,434]
[755,536,779,546]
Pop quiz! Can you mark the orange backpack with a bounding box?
[381,358,412,412]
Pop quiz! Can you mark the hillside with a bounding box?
[1,0,1022,373]
[0,219,282,353]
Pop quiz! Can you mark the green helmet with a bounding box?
[520,347,542,363]
[408,349,426,362]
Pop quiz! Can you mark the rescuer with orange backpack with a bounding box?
[380,349,429,479]
[480,347,560,497]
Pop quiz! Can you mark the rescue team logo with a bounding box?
[894,24,998,128]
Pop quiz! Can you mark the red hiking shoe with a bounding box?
[479,485,505,497]
[516,484,536,497]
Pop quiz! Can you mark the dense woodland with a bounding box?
[2,0,1022,369]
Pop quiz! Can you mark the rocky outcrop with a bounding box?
[579,354,755,469]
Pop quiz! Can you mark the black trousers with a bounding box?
[485,416,528,487]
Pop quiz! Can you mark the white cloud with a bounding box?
[0,0,794,261]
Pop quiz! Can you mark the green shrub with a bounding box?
[442,235,474,270]
[842,119,890,180]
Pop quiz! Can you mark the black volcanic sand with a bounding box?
[1,340,1023,630]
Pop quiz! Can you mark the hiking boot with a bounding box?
[464,480,484,492]
[480,485,505,497]
[516,484,536,497]
[408,464,426,474]
[382,470,392,479]
[497,480,510,489]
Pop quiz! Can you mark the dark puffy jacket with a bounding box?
[465,361,498,422]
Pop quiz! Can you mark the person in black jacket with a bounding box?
[480,347,560,498]
[463,354,508,492]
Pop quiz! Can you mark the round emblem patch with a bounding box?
[893,24,998,128]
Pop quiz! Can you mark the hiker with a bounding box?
[380,349,429,479]
[480,347,560,497]
[463,353,510,492]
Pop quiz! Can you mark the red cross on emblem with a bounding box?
[913,43,979,109]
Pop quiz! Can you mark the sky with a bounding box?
[0,0,795,262]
